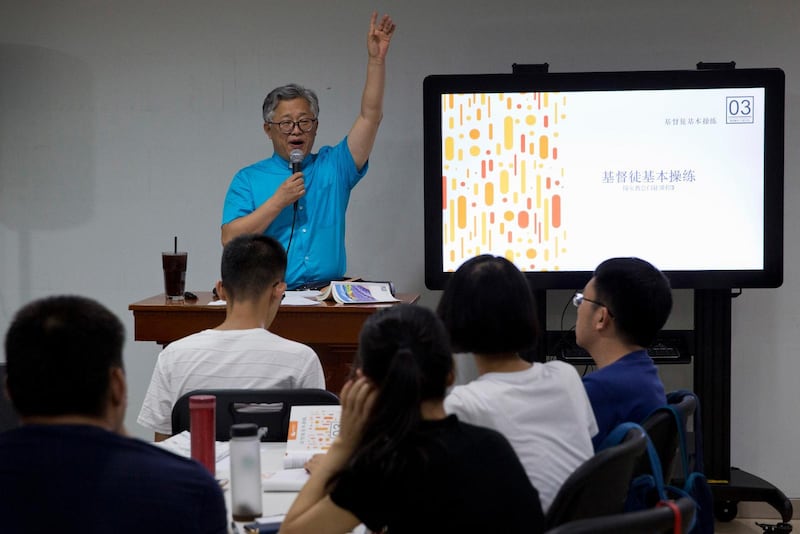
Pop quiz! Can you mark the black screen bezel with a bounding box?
[423,67,785,290]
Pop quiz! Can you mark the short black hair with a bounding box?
[221,234,287,302]
[592,257,673,347]
[4,295,125,418]
[436,255,540,354]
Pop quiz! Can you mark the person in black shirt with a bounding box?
[281,303,544,534]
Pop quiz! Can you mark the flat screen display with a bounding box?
[423,68,784,289]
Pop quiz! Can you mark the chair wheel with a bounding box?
[715,500,739,522]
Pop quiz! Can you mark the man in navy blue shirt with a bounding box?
[575,257,672,449]
[1,295,227,533]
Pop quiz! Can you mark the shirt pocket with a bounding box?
[309,180,338,228]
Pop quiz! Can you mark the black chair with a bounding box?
[639,393,698,484]
[171,388,340,442]
[0,364,20,432]
[667,392,699,472]
[545,496,696,534]
[544,425,648,529]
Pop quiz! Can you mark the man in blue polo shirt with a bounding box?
[221,13,396,289]
[575,257,672,449]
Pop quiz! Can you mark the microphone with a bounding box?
[290,149,303,211]
[290,149,303,174]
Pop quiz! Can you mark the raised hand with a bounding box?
[367,12,396,62]
[335,375,377,454]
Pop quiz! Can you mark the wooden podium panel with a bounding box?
[129,291,419,394]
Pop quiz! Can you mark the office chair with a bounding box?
[544,425,648,530]
[666,391,699,472]
[0,364,20,432]
[544,496,696,534]
[639,393,698,485]
[171,388,340,442]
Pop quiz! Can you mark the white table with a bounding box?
[215,442,298,531]
[216,443,367,534]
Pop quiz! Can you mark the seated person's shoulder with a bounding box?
[157,329,216,356]
[115,433,219,482]
[264,332,321,363]
[443,383,487,417]
[543,359,584,379]
[453,417,514,447]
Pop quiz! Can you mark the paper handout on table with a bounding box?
[261,468,309,491]
[153,430,230,462]
[261,405,341,492]
[316,281,398,304]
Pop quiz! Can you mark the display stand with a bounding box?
[527,288,549,363]
[694,289,793,528]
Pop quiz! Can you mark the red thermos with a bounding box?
[189,395,216,475]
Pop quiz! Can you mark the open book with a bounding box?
[316,281,398,304]
[262,404,342,492]
[284,404,341,466]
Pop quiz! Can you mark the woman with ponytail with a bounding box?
[281,303,544,534]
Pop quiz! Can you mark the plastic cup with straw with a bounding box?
[162,236,187,301]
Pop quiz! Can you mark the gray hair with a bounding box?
[262,83,320,123]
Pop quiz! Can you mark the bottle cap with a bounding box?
[230,423,259,438]
[189,395,216,408]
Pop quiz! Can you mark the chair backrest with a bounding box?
[0,364,20,432]
[544,496,696,534]
[639,408,679,482]
[638,393,698,483]
[171,388,340,442]
[666,392,698,473]
[665,390,714,534]
[545,426,648,529]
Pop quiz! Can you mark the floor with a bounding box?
[715,518,798,533]
[711,499,798,533]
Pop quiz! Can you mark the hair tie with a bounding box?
[395,346,414,358]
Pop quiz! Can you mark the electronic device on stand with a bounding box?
[423,61,791,530]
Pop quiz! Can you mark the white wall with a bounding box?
[2,0,798,497]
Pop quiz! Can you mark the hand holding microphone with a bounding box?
[290,149,304,174]
[282,149,305,256]
[289,149,305,210]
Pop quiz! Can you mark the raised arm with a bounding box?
[347,12,396,170]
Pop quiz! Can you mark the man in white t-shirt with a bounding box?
[437,255,597,513]
[137,234,324,441]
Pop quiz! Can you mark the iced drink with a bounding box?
[162,252,187,300]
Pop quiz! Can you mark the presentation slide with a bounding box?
[440,87,766,273]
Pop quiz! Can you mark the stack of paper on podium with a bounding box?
[280,289,323,306]
[261,404,342,492]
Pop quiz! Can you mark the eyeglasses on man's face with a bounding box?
[572,292,614,317]
[268,118,318,134]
